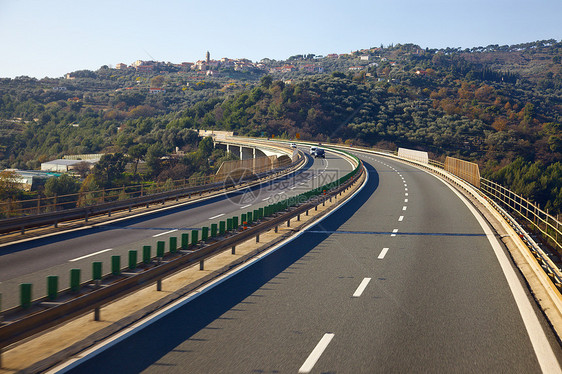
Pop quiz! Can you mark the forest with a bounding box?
[0,39,561,213]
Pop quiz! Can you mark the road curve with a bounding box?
[56,151,562,373]
[0,148,352,310]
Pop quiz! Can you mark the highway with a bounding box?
[56,150,562,373]
[0,147,353,310]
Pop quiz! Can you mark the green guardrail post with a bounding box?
[247,211,253,223]
[227,218,233,231]
[93,262,102,281]
[111,255,121,275]
[157,241,165,258]
[20,283,32,308]
[47,275,58,300]
[259,207,264,219]
[169,237,177,253]
[191,230,199,245]
[254,209,259,221]
[233,216,239,229]
[240,214,246,226]
[219,221,226,235]
[143,245,151,263]
[181,233,189,249]
[70,268,81,292]
[129,250,138,270]
[202,226,209,241]
[211,223,218,238]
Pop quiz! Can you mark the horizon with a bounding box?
[1,0,561,79]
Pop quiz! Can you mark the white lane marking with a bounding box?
[405,193,409,196]
[262,197,271,201]
[402,206,407,211]
[353,278,372,297]
[398,216,404,222]
[298,333,335,373]
[404,184,408,187]
[442,178,562,373]
[391,229,398,237]
[69,248,113,262]
[378,248,389,259]
[290,186,297,190]
[152,229,178,238]
[208,213,225,220]
[405,188,408,191]
[240,204,252,209]
[405,199,409,203]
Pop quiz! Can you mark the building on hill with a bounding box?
[41,159,95,172]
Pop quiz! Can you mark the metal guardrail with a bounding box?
[0,154,364,351]
[480,178,562,256]
[0,147,304,236]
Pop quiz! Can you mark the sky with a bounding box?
[1,0,561,79]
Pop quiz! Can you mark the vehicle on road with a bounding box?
[314,148,325,158]
[310,146,317,155]
[291,143,297,148]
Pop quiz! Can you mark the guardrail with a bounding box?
[0,143,304,236]
[481,178,562,254]
[0,152,363,353]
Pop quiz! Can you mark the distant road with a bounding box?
[57,150,562,373]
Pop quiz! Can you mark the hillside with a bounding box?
[0,39,561,212]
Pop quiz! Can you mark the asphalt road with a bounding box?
[58,151,562,373]
[0,147,352,309]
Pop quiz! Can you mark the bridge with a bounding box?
[0,138,561,373]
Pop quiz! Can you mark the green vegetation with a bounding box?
[1,39,561,213]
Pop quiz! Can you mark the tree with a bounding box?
[198,136,214,158]
[73,161,92,178]
[260,75,273,88]
[92,153,127,187]
[44,174,80,197]
[0,170,21,200]
[150,75,165,88]
[128,143,148,176]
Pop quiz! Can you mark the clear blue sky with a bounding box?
[1,0,560,78]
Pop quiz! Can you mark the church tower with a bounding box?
[206,51,210,63]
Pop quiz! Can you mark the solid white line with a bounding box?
[208,213,225,220]
[398,216,404,222]
[391,228,398,237]
[69,248,113,262]
[298,333,335,373]
[442,174,562,373]
[152,229,178,238]
[240,204,252,209]
[353,278,372,297]
[378,248,389,259]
